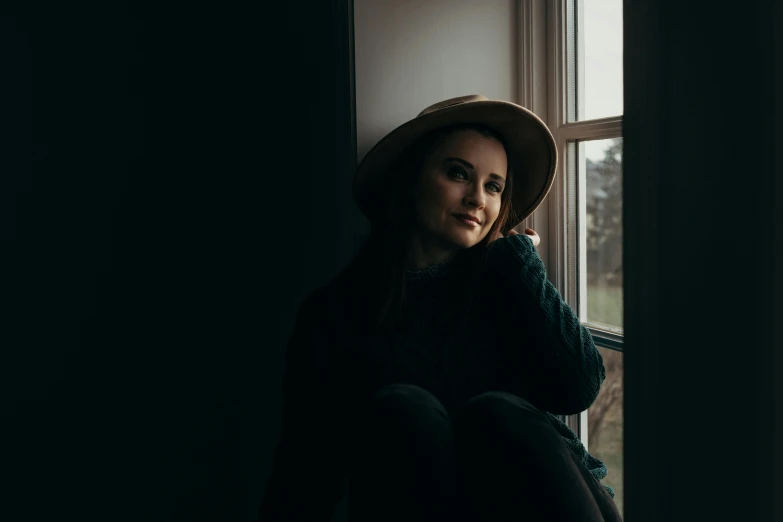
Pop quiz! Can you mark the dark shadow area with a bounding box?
[6,1,781,521]
[3,2,358,520]
[623,1,782,520]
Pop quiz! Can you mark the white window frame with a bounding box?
[517,0,623,446]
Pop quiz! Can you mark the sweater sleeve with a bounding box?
[258,288,347,521]
[487,234,605,415]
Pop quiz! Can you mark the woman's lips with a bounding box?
[454,215,479,227]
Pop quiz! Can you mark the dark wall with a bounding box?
[623,0,782,520]
[3,2,360,521]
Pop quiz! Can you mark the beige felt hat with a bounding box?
[353,94,557,232]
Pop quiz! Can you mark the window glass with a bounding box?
[583,137,623,330]
[573,0,624,121]
[588,346,624,518]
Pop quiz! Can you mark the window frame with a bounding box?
[518,0,623,444]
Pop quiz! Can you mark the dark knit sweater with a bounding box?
[259,234,613,521]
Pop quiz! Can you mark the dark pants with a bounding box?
[347,383,622,522]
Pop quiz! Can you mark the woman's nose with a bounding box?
[464,188,486,209]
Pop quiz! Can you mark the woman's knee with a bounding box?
[351,384,453,465]
[456,390,552,439]
[366,383,449,422]
[350,384,458,520]
[464,390,541,415]
[356,384,451,437]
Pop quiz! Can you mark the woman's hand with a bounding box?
[519,228,541,247]
[490,227,541,247]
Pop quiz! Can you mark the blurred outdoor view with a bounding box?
[583,137,623,517]
[584,137,623,330]
[589,346,623,514]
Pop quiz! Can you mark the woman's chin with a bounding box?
[446,231,483,249]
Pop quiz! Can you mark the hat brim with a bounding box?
[353,100,557,232]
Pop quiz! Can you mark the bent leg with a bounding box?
[453,391,622,522]
[347,383,457,522]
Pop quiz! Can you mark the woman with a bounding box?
[259,95,622,522]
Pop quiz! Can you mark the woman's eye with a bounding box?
[448,167,502,193]
[448,166,468,179]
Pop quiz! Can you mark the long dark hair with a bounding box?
[350,123,518,334]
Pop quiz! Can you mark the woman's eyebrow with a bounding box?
[444,157,506,182]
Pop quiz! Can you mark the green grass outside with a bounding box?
[586,282,623,329]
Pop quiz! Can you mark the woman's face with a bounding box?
[412,129,508,250]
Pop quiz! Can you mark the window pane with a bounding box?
[588,346,623,518]
[570,0,624,121]
[583,138,622,330]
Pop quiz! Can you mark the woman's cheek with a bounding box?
[434,174,460,196]
[488,202,501,225]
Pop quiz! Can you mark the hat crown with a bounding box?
[416,94,489,118]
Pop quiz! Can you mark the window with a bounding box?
[519,0,624,516]
[563,0,624,515]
